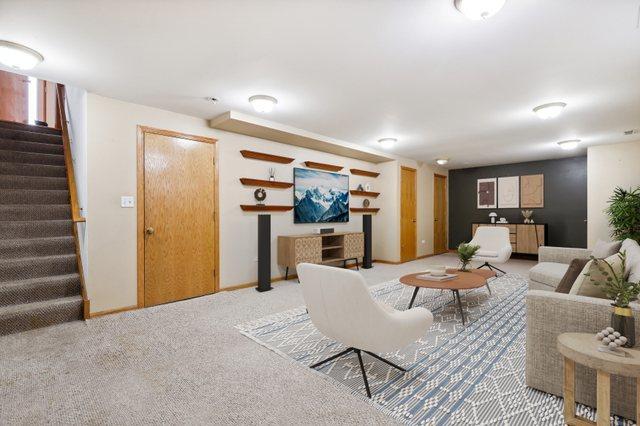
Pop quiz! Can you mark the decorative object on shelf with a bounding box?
[605,186,640,242]
[268,168,276,182]
[596,327,629,356]
[294,168,349,223]
[364,183,372,191]
[240,150,294,164]
[498,176,520,208]
[350,168,380,178]
[254,188,267,205]
[312,227,335,234]
[303,161,343,172]
[357,183,364,191]
[489,212,497,224]
[587,251,640,347]
[350,190,380,198]
[497,217,508,223]
[522,209,534,223]
[363,199,370,208]
[477,178,497,209]
[520,174,544,208]
[457,243,480,272]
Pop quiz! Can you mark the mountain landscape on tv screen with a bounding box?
[294,169,349,223]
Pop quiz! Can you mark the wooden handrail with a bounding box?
[56,84,90,318]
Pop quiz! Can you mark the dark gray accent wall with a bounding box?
[448,156,587,249]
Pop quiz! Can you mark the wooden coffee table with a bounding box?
[399,268,496,325]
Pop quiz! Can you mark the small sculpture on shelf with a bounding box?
[522,210,534,223]
[364,183,372,191]
[596,327,629,356]
[254,188,267,205]
[489,212,497,224]
[357,184,364,191]
[363,199,370,208]
[268,168,276,182]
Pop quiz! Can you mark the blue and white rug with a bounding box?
[237,274,633,425]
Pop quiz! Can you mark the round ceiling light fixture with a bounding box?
[533,102,567,120]
[0,40,44,70]
[557,139,581,150]
[248,95,278,113]
[377,138,397,149]
[436,158,449,165]
[454,0,506,20]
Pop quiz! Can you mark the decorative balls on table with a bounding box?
[596,327,628,350]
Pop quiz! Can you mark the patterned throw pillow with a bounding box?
[569,253,624,299]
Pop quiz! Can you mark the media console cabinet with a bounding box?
[471,223,547,255]
[277,232,365,280]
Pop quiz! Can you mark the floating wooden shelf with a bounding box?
[239,178,293,189]
[350,190,380,198]
[350,207,380,213]
[350,168,380,178]
[304,161,343,172]
[240,150,294,164]
[240,205,293,212]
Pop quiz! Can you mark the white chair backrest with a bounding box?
[470,226,510,251]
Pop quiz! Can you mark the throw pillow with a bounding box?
[621,238,640,283]
[592,239,622,258]
[570,252,624,298]
[556,258,591,294]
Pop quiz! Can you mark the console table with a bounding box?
[277,232,364,280]
[471,223,547,255]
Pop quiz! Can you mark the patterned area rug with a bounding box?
[237,274,633,425]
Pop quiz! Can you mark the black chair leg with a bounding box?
[355,349,372,398]
[285,267,289,280]
[355,258,359,271]
[363,350,406,372]
[310,347,354,369]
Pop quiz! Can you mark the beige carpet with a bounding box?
[0,254,535,424]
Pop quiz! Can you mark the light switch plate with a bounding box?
[121,196,135,208]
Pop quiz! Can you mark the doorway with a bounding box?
[433,174,448,254]
[0,70,29,123]
[400,166,417,262]
[137,126,219,307]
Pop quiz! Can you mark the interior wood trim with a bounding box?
[401,165,417,172]
[136,125,220,308]
[240,205,293,212]
[71,223,90,319]
[350,207,380,213]
[374,253,434,265]
[434,173,447,178]
[240,149,294,164]
[239,178,293,189]
[304,161,343,172]
[89,304,138,318]
[350,168,380,178]
[349,190,380,198]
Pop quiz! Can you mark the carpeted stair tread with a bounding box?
[0,149,65,166]
[0,127,62,145]
[0,204,71,221]
[0,220,72,239]
[0,161,66,178]
[0,175,68,190]
[0,138,64,155]
[0,236,75,259]
[0,188,69,204]
[0,254,78,282]
[0,274,80,307]
[0,120,62,135]
[0,295,82,335]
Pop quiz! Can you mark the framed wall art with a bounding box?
[498,176,519,208]
[520,174,544,208]
[477,178,497,209]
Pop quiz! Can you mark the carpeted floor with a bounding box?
[0,254,535,424]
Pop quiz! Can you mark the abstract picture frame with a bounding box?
[498,176,520,208]
[477,178,497,209]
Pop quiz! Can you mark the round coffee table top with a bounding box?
[399,268,496,290]
[557,332,640,377]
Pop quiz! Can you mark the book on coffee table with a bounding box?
[415,273,458,282]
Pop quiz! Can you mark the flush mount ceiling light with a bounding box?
[454,0,506,20]
[248,95,278,113]
[533,102,567,120]
[0,40,44,70]
[436,158,449,165]
[557,139,581,150]
[377,138,397,149]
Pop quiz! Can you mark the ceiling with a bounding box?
[1,0,639,168]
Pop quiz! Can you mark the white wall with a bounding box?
[85,94,447,314]
[587,140,640,247]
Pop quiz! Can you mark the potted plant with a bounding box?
[457,243,480,272]
[587,251,640,347]
[606,186,640,242]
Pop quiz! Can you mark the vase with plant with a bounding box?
[457,243,480,272]
[586,251,640,347]
[606,186,640,242]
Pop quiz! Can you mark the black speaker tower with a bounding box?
[256,214,272,292]
[363,214,373,269]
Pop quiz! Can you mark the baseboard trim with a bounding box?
[89,304,138,318]
[374,253,435,265]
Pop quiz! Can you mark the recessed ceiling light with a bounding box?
[377,138,397,149]
[454,0,506,20]
[0,40,44,70]
[533,102,567,120]
[557,139,581,150]
[248,95,277,113]
[436,158,449,165]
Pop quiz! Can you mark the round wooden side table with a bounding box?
[557,332,640,425]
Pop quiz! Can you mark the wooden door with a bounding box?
[400,166,417,262]
[0,70,29,123]
[433,174,447,254]
[139,127,218,307]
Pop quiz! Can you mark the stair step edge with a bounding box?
[0,295,82,316]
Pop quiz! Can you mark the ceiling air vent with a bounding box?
[624,129,640,136]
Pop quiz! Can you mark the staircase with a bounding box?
[0,120,83,335]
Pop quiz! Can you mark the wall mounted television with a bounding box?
[293,167,349,223]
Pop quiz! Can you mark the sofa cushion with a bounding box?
[556,258,591,294]
[570,253,623,299]
[592,239,622,258]
[621,239,640,283]
[529,262,569,288]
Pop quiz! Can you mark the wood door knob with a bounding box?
[145,227,155,235]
